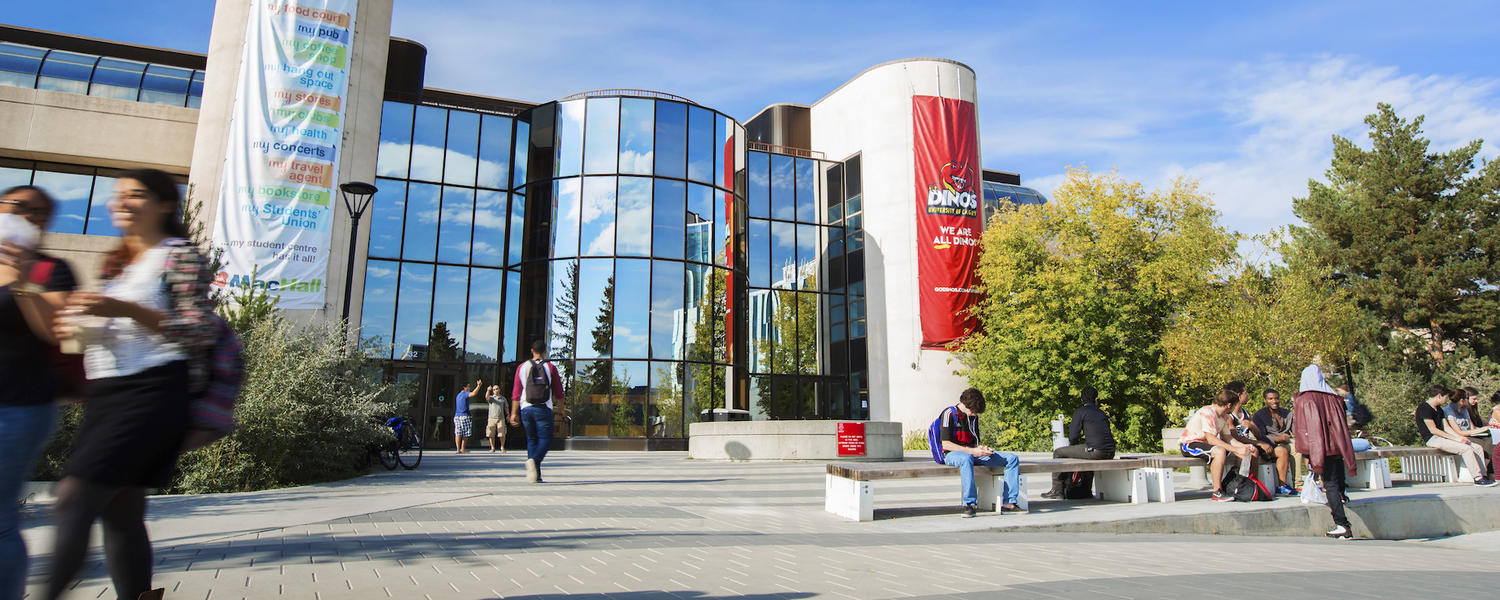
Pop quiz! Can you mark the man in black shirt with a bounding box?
[1417,385,1496,487]
[1042,387,1115,499]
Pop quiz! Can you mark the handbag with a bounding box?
[1299,472,1326,504]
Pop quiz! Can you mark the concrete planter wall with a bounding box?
[688,421,903,461]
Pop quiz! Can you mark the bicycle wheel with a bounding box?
[378,438,399,471]
[398,423,423,469]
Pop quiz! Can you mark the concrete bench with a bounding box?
[824,457,1147,521]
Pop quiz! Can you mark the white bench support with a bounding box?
[1401,454,1460,483]
[825,474,873,521]
[1347,458,1392,490]
[976,473,1000,512]
[1096,469,1148,504]
[1142,467,1176,503]
[1001,473,1029,511]
[1255,463,1280,489]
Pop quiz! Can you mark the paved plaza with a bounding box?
[21,451,1500,599]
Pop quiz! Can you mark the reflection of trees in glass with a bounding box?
[574,276,615,435]
[428,322,461,363]
[608,368,645,437]
[550,261,579,357]
[755,276,819,418]
[652,362,683,437]
[685,268,728,418]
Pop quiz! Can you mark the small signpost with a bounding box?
[836,422,866,456]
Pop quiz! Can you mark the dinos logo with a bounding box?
[925,162,978,218]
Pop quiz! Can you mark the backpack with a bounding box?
[182,314,243,451]
[1062,471,1095,499]
[926,407,951,464]
[1223,473,1273,502]
[525,359,552,404]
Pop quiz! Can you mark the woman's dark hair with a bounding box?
[1425,384,1450,399]
[1223,381,1246,395]
[958,388,985,413]
[1212,389,1237,407]
[102,169,188,278]
[2,185,56,221]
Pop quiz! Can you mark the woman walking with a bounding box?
[46,170,214,600]
[0,185,78,600]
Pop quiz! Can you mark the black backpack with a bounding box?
[525,360,551,404]
[1061,471,1095,499]
[1223,473,1273,502]
[1350,400,1374,428]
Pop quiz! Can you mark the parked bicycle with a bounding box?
[367,416,422,470]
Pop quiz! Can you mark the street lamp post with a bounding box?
[339,181,378,324]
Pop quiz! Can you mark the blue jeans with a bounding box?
[0,403,56,600]
[944,449,1020,506]
[520,404,554,464]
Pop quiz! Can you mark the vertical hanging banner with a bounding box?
[211,0,359,309]
[911,96,981,349]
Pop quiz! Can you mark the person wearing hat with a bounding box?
[1292,364,1358,538]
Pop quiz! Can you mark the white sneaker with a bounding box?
[1325,525,1352,539]
[525,458,538,483]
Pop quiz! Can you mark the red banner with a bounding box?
[911,96,982,349]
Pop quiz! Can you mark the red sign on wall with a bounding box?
[837,422,866,456]
[911,96,982,350]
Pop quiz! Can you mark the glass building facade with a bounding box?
[0,41,205,108]
[0,158,187,237]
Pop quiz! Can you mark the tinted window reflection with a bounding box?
[549,259,579,358]
[444,110,479,186]
[553,178,581,258]
[770,221,794,289]
[410,106,447,182]
[512,120,530,185]
[613,259,650,359]
[612,360,648,436]
[471,189,506,267]
[650,261,684,359]
[584,97,619,174]
[650,361,683,437]
[466,268,504,362]
[715,116,730,190]
[618,98,653,175]
[429,266,469,361]
[653,100,686,178]
[686,183,713,264]
[747,151,768,218]
[360,259,400,358]
[717,189,733,267]
[687,106,713,183]
[575,258,614,358]
[651,179,684,260]
[30,168,90,235]
[796,224,819,290]
[795,158,817,222]
[555,100,584,177]
[84,175,119,237]
[367,178,406,258]
[572,359,610,435]
[507,192,525,266]
[503,270,520,360]
[402,183,440,262]
[437,186,474,264]
[615,176,651,256]
[478,114,512,189]
[580,176,616,256]
[376,101,413,178]
[393,263,434,360]
[684,263,712,360]
[748,219,769,288]
[770,154,794,221]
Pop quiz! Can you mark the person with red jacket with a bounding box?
[1293,364,1358,539]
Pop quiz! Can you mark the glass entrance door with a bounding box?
[424,368,462,450]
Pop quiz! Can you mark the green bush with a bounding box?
[903,428,928,451]
[1352,366,1425,446]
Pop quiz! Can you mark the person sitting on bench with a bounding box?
[1179,390,1255,502]
[938,388,1022,517]
[1041,387,1115,499]
[1252,388,1297,495]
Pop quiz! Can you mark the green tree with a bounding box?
[428,321,461,363]
[1293,103,1500,365]
[960,168,1236,452]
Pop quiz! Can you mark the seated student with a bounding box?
[937,388,1022,517]
[1417,385,1496,487]
[1225,383,1281,487]
[1489,392,1500,477]
[1179,390,1256,502]
[1445,387,1493,479]
[1252,388,1297,495]
[1041,387,1115,499]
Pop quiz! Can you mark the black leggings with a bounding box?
[1322,456,1350,529]
[46,477,152,600]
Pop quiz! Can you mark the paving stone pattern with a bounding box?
[24,452,1500,599]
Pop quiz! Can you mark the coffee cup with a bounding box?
[58,314,106,355]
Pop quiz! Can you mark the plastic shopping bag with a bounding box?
[1300,472,1326,504]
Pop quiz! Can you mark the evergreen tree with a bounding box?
[1293,103,1500,364]
[428,322,461,363]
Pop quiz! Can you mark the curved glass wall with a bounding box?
[0,41,205,108]
[508,95,745,439]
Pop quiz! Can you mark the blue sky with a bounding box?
[9,1,1499,238]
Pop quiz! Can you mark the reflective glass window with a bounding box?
[683,263,712,361]
[360,259,400,358]
[31,166,92,234]
[796,224,819,290]
[0,43,46,88]
[797,293,820,374]
[650,261,684,359]
[770,290,796,374]
[575,258,614,358]
[409,106,447,182]
[686,183,713,264]
[88,58,144,101]
[573,359,610,435]
[685,363,726,416]
[615,176,651,257]
[512,120,530,185]
[84,174,119,236]
[444,110,479,186]
[139,64,192,105]
[747,290,770,372]
[549,260,578,358]
[393,263,434,361]
[770,221,795,289]
[612,360,649,436]
[613,259,650,359]
[401,182,440,261]
[714,115,730,190]
[503,269,520,360]
[376,101,413,178]
[653,100,687,178]
[429,266,469,362]
[716,189,733,267]
[748,219,770,288]
[437,186,473,264]
[650,361,683,437]
[367,178,405,258]
[0,162,28,189]
[770,154,795,221]
[477,114,512,189]
[555,100,584,177]
[652,179,684,260]
[506,192,525,266]
[580,176,616,256]
[687,106,713,183]
[186,71,205,108]
[795,158,817,222]
[553,177,581,258]
[747,151,769,218]
[618,98,653,175]
[36,51,96,94]
[583,97,619,174]
[463,268,503,362]
[471,189,506,267]
[710,267,729,364]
